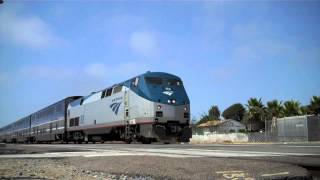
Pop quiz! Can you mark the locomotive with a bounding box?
[0,72,191,143]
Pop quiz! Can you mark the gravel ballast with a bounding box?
[0,158,155,180]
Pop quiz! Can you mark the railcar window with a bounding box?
[113,86,122,94]
[61,120,64,127]
[70,118,74,127]
[145,77,162,85]
[106,88,112,96]
[56,103,63,112]
[101,90,106,98]
[70,117,79,127]
[74,117,79,126]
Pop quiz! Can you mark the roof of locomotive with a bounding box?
[70,71,184,107]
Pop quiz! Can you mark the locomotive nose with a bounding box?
[154,103,189,125]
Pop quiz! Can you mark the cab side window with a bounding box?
[101,88,113,98]
[112,86,122,94]
[131,77,139,87]
[101,90,106,98]
[106,88,112,97]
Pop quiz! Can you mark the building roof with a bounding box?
[198,120,223,127]
[198,119,245,128]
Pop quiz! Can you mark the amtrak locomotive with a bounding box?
[0,72,191,143]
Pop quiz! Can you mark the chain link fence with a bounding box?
[191,115,320,143]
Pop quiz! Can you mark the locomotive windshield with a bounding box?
[145,77,162,85]
[145,77,182,86]
[141,73,189,105]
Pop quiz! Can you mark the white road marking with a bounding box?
[287,146,320,148]
[261,172,289,177]
[216,170,254,179]
[170,148,320,156]
[195,144,320,148]
[1,146,319,159]
[121,148,279,157]
[196,144,258,147]
[216,171,244,173]
[0,149,199,158]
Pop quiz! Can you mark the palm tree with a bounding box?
[245,98,266,131]
[308,96,320,115]
[247,98,265,117]
[300,106,308,115]
[266,100,284,131]
[266,100,284,118]
[283,100,301,117]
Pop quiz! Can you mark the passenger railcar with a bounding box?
[0,72,191,144]
[0,116,30,143]
[0,96,81,143]
[29,96,81,143]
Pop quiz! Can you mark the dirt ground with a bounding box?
[0,158,154,180]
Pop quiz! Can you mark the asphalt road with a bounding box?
[1,142,320,179]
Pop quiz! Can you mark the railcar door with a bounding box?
[49,123,52,141]
[124,90,130,121]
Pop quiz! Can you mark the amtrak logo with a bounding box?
[163,87,174,96]
[163,91,173,96]
[110,102,122,115]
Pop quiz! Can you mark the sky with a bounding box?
[0,1,319,126]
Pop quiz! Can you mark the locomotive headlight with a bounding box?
[157,105,162,110]
[184,106,188,112]
[167,99,171,103]
[172,99,176,104]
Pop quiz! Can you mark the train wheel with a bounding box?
[141,137,151,144]
[72,131,84,143]
[180,126,192,142]
[125,138,132,144]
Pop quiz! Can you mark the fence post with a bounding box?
[264,116,267,142]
